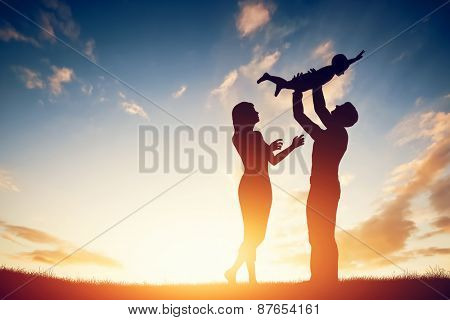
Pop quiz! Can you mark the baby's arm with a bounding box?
[348,50,365,66]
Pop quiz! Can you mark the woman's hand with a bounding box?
[291,135,305,148]
[269,139,283,152]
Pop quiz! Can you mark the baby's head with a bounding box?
[331,54,350,76]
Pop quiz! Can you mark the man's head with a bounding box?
[331,54,350,76]
[331,102,358,127]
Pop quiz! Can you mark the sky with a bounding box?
[0,0,449,284]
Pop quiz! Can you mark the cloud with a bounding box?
[420,175,450,238]
[81,83,93,95]
[389,111,449,146]
[263,22,298,45]
[0,25,39,47]
[84,38,96,61]
[118,91,148,118]
[429,175,450,214]
[48,65,75,95]
[339,173,355,187]
[0,221,120,268]
[121,101,148,119]
[422,217,450,239]
[0,222,62,245]
[312,40,334,63]
[39,11,56,42]
[211,48,280,105]
[0,170,20,192]
[13,66,45,90]
[239,49,281,79]
[337,110,450,268]
[392,52,407,64]
[172,85,187,98]
[415,96,424,107]
[211,69,239,96]
[322,69,354,106]
[39,0,80,42]
[412,247,450,257]
[18,248,120,267]
[236,2,271,37]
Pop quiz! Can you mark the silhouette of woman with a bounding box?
[225,102,304,284]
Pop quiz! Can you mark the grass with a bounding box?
[0,266,449,300]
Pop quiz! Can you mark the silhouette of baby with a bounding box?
[257,50,365,96]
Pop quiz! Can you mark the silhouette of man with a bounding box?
[292,85,358,283]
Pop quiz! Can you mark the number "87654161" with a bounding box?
[257,303,319,315]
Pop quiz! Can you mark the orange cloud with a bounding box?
[338,111,450,268]
[0,222,62,245]
[236,2,271,37]
[420,175,450,238]
[18,248,121,268]
[429,175,450,214]
[120,101,148,119]
[412,247,450,257]
[0,221,120,268]
[211,69,239,97]
[84,38,96,61]
[0,170,20,192]
[13,66,45,90]
[48,65,75,95]
[312,40,334,63]
[172,85,187,99]
[0,25,39,47]
[239,49,281,79]
[39,0,80,42]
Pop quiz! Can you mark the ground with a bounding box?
[0,267,449,299]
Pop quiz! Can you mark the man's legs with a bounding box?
[306,184,340,282]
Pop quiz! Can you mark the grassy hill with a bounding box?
[1,267,449,299]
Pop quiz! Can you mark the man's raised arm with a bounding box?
[293,91,322,141]
[313,86,333,128]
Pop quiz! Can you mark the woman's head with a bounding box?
[232,102,259,131]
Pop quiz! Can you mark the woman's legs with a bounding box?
[246,260,256,283]
[225,234,262,283]
[225,249,245,284]
[227,176,271,284]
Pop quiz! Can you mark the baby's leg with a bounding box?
[257,73,288,97]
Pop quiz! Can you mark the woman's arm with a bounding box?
[269,135,304,165]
